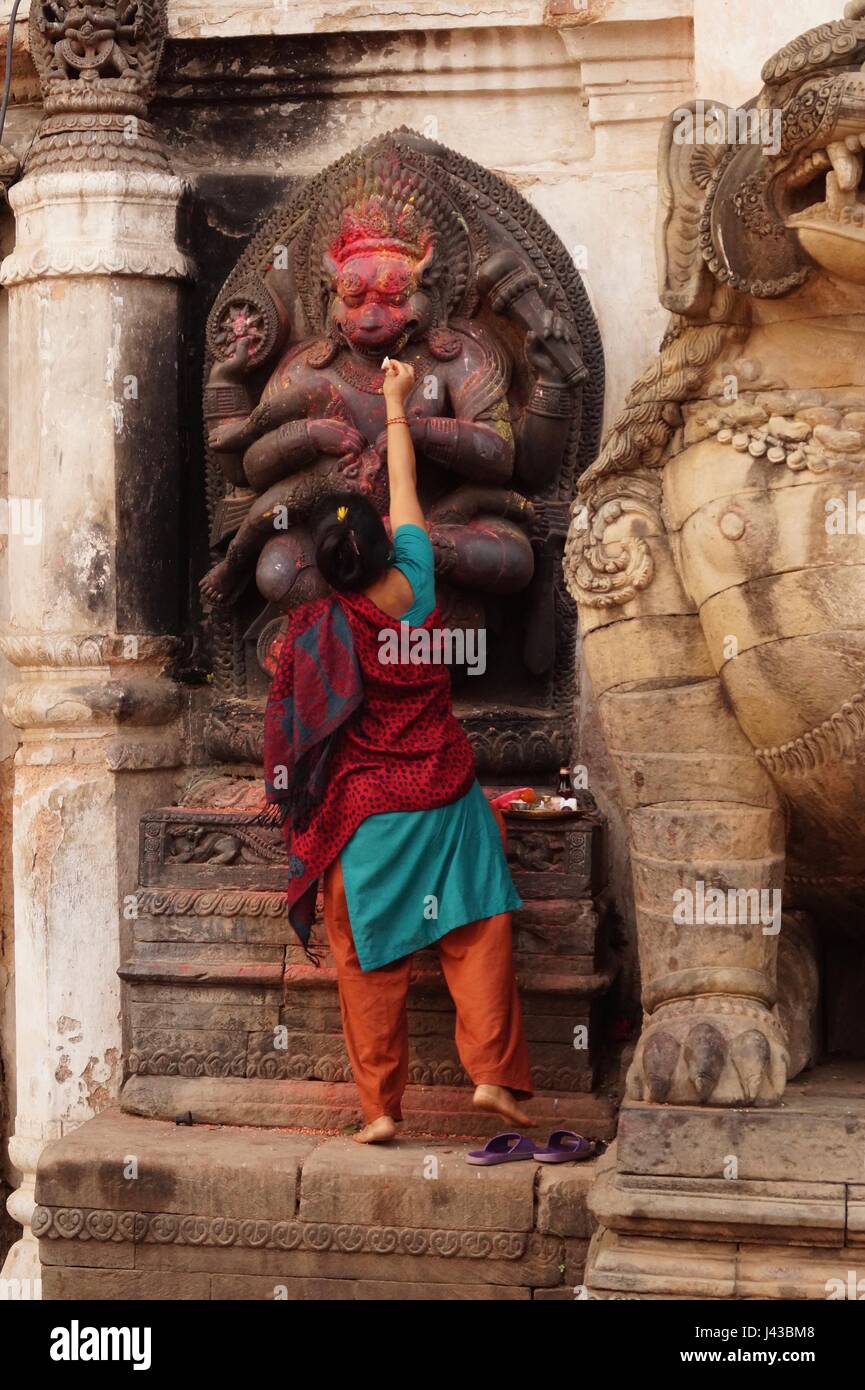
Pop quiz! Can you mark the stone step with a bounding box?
[34,1109,602,1301]
[618,1060,865,1183]
[120,1075,618,1139]
[588,1226,865,1301]
[585,1062,865,1299]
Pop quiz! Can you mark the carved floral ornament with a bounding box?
[134,1048,585,1091]
[210,292,280,371]
[31,1205,554,1262]
[567,487,658,611]
[22,0,171,172]
[0,630,178,668]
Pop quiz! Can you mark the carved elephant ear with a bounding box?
[659,102,816,309]
[710,138,816,298]
[656,102,731,318]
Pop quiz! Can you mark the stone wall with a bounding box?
[0,0,848,1276]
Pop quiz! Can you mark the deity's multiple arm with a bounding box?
[405,412,514,485]
[200,242,587,618]
[206,354,367,493]
[475,247,587,491]
[203,342,258,490]
[515,376,582,491]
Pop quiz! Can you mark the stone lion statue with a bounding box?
[565,3,865,1107]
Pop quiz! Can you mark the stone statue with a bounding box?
[565,5,865,1108]
[199,130,601,726]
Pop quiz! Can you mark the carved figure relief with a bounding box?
[26,0,170,171]
[199,130,603,777]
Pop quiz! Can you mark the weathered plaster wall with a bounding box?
[693,0,841,107]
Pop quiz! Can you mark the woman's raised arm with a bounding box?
[383,359,426,533]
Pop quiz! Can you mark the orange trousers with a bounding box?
[322,857,533,1123]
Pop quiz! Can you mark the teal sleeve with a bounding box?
[393,524,436,624]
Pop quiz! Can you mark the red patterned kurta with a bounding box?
[264,589,475,951]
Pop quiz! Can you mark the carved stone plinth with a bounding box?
[118,789,619,1136]
[584,1061,865,1300]
[32,1108,600,1300]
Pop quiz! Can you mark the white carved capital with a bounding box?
[0,170,194,287]
[2,676,181,733]
[0,631,183,760]
[0,631,179,670]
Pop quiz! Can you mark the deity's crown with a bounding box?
[327,193,436,269]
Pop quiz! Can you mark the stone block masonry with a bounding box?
[34,1109,598,1300]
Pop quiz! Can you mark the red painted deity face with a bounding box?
[330,251,428,352]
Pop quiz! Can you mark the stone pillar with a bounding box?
[0,0,191,1289]
[554,5,693,421]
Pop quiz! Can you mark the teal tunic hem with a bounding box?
[341,780,523,972]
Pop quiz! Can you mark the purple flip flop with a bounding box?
[534,1129,597,1164]
[466,1132,537,1166]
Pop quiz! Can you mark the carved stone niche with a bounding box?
[196,127,604,776]
[120,132,617,1135]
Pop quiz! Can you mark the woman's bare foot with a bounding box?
[353,1115,397,1144]
[473,1084,533,1129]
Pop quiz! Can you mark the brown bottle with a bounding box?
[557,765,572,797]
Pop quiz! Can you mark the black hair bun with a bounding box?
[312,491,392,594]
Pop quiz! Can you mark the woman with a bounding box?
[264,359,532,1143]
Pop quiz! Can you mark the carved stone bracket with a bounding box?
[26,0,170,173]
